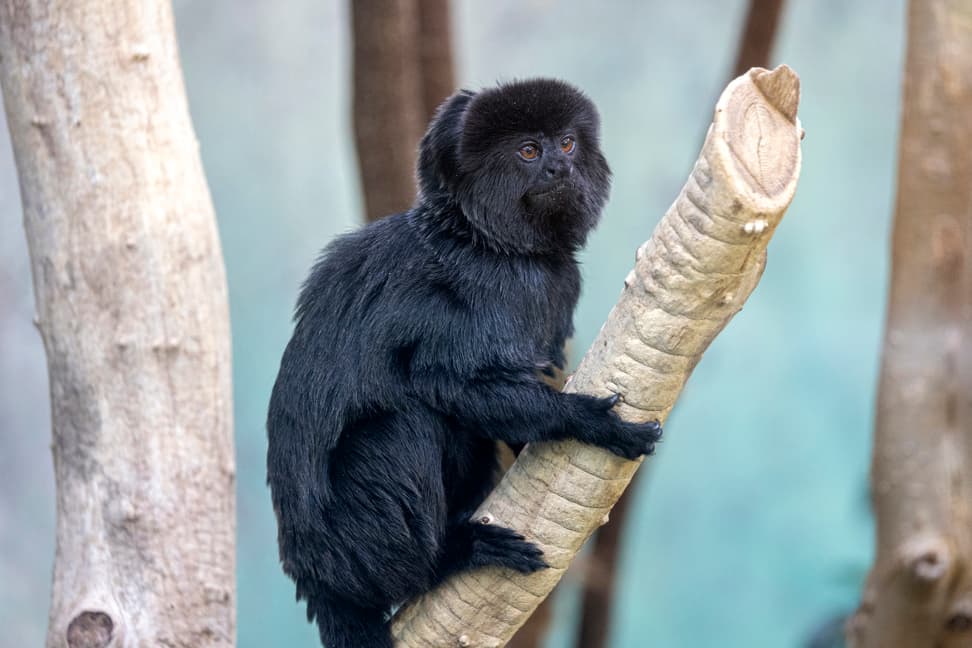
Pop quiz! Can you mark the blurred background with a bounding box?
[0,0,904,646]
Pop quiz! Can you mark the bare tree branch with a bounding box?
[391,65,803,648]
[848,1,972,645]
[0,1,236,646]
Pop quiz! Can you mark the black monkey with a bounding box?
[267,78,662,648]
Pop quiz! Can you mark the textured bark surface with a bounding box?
[573,483,634,648]
[351,0,425,222]
[505,368,565,648]
[391,65,803,648]
[848,1,972,646]
[0,1,236,646]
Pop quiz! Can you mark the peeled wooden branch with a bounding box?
[392,65,803,647]
[0,1,235,646]
[576,8,789,645]
[848,1,972,646]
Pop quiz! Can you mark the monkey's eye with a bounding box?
[518,143,540,161]
[560,136,576,154]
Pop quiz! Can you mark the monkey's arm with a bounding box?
[417,369,659,459]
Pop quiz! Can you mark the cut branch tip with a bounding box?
[749,64,800,123]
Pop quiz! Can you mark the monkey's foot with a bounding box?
[466,521,548,574]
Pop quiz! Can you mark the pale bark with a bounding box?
[0,1,235,647]
[848,1,972,646]
[392,65,803,648]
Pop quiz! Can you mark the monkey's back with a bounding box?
[266,211,457,604]
[266,206,581,602]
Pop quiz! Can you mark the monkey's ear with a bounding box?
[416,89,475,199]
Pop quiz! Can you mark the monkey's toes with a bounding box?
[470,524,549,573]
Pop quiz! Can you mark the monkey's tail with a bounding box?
[306,595,392,648]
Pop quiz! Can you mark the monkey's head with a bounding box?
[417,78,611,255]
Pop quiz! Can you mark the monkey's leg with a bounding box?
[309,596,391,648]
[435,517,548,583]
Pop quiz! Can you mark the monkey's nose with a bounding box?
[544,163,569,179]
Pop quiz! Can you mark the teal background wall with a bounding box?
[0,1,905,646]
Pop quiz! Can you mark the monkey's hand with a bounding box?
[570,393,662,460]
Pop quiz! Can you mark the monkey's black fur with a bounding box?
[267,78,662,648]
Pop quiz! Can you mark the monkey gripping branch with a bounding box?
[392,64,804,647]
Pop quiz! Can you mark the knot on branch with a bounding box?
[946,610,972,634]
[67,610,114,648]
[899,535,951,583]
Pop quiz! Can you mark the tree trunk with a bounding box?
[351,0,425,222]
[351,0,455,223]
[416,0,456,121]
[731,0,786,79]
[0,1,236,646]
[391,64,803,647]
[848,1,972,646]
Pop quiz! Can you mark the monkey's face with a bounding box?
[418,79,612,255]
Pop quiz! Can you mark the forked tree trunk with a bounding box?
[392,64,803,648]
[0,1,236,646]
[848,1,972,646]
